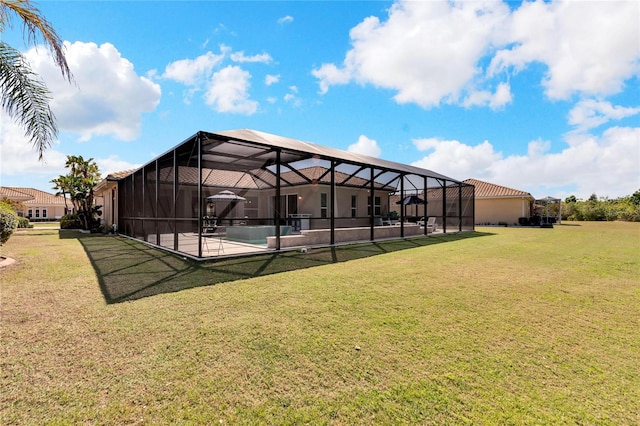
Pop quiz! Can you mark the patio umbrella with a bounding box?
[207,190,247,220]
[396,195,425,217]
[207,190,246,202]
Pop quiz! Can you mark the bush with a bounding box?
[60,214,82,229]
[0,202,18,245]
[16,217,32,228]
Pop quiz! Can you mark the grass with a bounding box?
[1,222,639,424]
[29,221,60,229]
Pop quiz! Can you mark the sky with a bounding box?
[0,0,638,200]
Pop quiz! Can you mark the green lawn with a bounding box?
[1,222,639,424]
[29,221,60,229]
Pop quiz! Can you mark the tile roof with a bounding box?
[463,179,534,199]
[0,186,34,201]
[0,187,69,206]
[105,169,135,180]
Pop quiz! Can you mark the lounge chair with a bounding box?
[418,217,437,233]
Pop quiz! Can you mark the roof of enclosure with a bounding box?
[197,129,460,182]
[152,165,398,191]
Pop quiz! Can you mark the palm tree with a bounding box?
[55,155,101,230]
[0,0,71,160]
[50,175,70,213]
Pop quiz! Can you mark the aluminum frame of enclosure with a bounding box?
[118,129,475,259]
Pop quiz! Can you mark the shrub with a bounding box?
[16,217,32,228]
[60,214,82,229]
[0,202,18,245]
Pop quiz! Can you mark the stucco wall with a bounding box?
[22,205,67,220]
[475,197,532,225]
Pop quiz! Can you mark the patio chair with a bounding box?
[418,217,437,233]
[202,217,225,255]
[203,216,217,233]
[426,217,437,232]
[202,227,225,255]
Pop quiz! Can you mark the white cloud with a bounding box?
[163,51,225,85]
[313,1,510,107]
[568,100,640,132]
[204,65,258,114]
[0,114,67,176]
[278,15,294,24]
[283,86,302,106]
[25,41,161,142]
[95,155,140,177]
[0,113,141,188]
[462,82,513,110]
[411,127,640,199]
[312,63,352,95]
[314,0,640,108]
[348,135,381,158]
[230,51,272,63]
[489,0,640,100]
[412,138,502,177]
[265,74,280,85]
[163,46,262,114]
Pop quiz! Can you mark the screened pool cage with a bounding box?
[118,130,475,259]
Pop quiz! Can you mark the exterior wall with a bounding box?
[94,181,119,229]
[257,185,390,229]
[475,197,533,225]
[23,204,68,220]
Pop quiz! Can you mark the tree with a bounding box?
[53,155,102,231]
[0,195,24,214]
[565,195,577,203]
[0,0,72,160]
[50,175,70,212]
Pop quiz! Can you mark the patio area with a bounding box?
[115,129,474,259]
[144,223,444,259]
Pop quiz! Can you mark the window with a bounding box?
[320,193,328,218]
[35,209,40,218]
[28,209,32,218]
[351,195,357,218]
[367,196,381,216]
[42,209,47,218]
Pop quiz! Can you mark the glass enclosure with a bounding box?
[118,130,475,258]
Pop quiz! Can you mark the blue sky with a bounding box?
[1,0,638,200]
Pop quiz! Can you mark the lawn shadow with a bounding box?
[68,231,493,304]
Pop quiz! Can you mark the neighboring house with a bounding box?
[0,187,72,220]
[463,178,535,225]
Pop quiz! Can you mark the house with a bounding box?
[93,169,136,231]
[0,187,71,221]
[463,178,535,225]
[95,129,475,258]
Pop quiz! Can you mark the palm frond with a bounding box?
[0,0,71,82]
[0,41,57,160]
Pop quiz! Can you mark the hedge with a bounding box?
[0,202,18,245]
